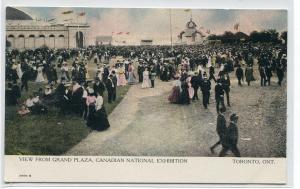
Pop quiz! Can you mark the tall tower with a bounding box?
[177,18,205,45]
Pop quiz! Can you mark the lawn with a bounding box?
[5,81,130,155]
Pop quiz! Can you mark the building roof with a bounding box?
[6,7,33,20]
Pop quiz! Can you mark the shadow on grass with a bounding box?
[5,82,131,155]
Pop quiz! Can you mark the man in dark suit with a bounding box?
[209,66,216,82]
[220,74,231,107]
[235,64,244,86]
[106,75,116,103]
[200,76,211,108]
[21,69,30,92]
[259,66,267,87]
[111,72,117,102]
[150,66,156,88]
[137,63,144,83]
[191,72,202,100]
[276,61,284,86]
[210,106,227,154]
[215,80,225,113]
[103,65,110,83]
[266,65,273,86]
[70,80,84,116]
[219,113,241,157]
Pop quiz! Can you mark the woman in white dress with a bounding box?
[186,72,194,99]
[35,65,45,83]
[60,62,70,81]
[16,63,23,79]
[127,63,135,84]
[117,66,127,86]
[141,68,151,88]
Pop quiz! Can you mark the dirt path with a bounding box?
[66,67,286,157]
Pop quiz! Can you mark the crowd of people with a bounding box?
[5,42,287,155]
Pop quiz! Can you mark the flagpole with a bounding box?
[169,9,173,50]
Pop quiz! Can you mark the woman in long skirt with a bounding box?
[179,81,190,105]
[141,68,151,88]
[168,80,181,103]
[186,75,194,99]
[86,89,97,129]
[35,66,45,83]
[127,63,135,84]
[94,95,110,131]
[117,67,127,86]
[16,63,23,79]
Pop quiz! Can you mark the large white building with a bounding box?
[6,7,89,50]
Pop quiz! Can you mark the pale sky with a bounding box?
[15,7,287,45]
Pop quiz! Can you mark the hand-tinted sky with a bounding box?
[15,7,287,45]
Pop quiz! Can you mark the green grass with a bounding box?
[5,82,130,155]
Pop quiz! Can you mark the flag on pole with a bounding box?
[234,23,240,30]
[62,10,74,14]
[78,12,85,16]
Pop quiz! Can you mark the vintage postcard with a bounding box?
[3,4,289,184]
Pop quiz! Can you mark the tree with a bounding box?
[280,31,287,44]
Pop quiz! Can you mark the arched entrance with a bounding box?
[7,34,15,48]
[75,31,84,48]
[57,34,65,49]
[16,34,25,49]
[48,34,55,48]
[27,34,35,49]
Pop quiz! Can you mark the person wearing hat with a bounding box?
[35,63,45,83]
[150,66,156,88]
[200,75,211,108]
[235,64,244,86]
[276,57,285,86]
[259,62,267,87]
[266,64,273,86]
[106,74,116,103]
[215,80,225,113]
[61,62,70,82]
[210,106,227,154]
[20,67,31,92]
[46,64,57,84]
[191,71,201,100]
[220,74,231,107]
[93,93,110,131]
[137,62,144,83]
[219,113,241,157]
[208,65,217,83]
[93,77,106,97]
[86,88,97,129]
[70,80,84,116]
[245,64,253,86]
[127,62,136,84]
